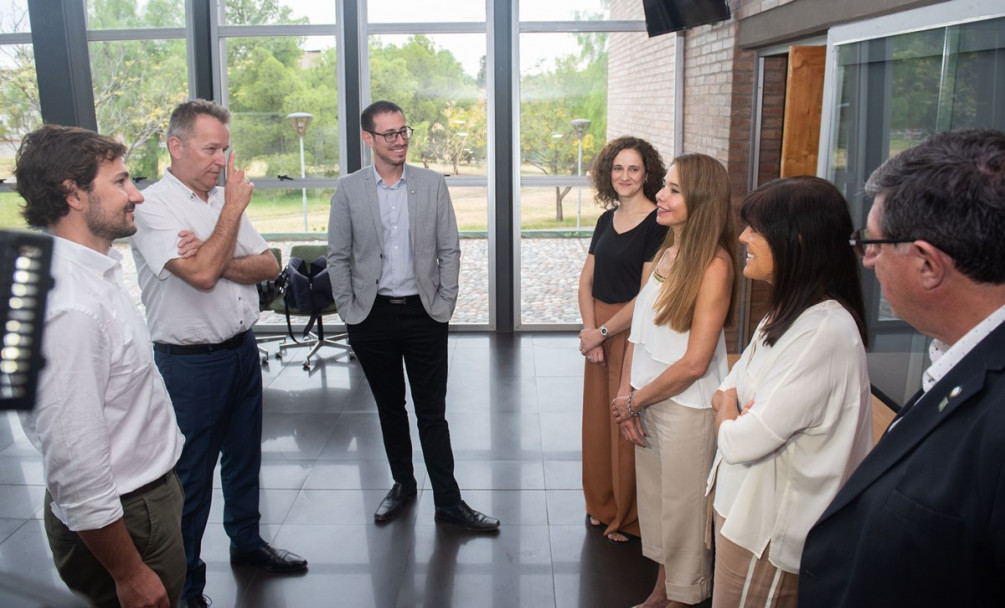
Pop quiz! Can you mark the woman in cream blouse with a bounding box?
[709,176,873,608]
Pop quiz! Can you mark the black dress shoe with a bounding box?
[230,543,308,573]
[180,595,211,608]
[374,482,417,522]
[434,500,500,532]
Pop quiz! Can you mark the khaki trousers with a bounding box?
[44,471,186,608]
[635,399,715,604]
[711,510,799,608]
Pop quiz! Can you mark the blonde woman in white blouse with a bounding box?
[709,177,873,608]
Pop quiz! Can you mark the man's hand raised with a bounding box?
[223,150,254,213]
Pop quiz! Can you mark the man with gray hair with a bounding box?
[131,99,304,608]
[800,129,1005,607]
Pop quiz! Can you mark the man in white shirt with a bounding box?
[800,129,1005,607]
[14,124,186,608]
[130,100,304,608]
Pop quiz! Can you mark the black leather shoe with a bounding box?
[230,543,308,573]
[180,595,211,608]
[374,482,417,522]
[434,500,500,532]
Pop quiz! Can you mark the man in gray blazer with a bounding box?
[327,100,498,532]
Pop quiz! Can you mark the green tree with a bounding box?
[369,35,482,169]
[520,34,606,220]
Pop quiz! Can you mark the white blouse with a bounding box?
[706,300,872,573]
[628,272,728,409]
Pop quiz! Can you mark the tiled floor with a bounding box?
[0,332,680,608]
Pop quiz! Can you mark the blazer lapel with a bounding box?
[363,169,383,247]
[817,322,1005,522]
[405,166,417,250]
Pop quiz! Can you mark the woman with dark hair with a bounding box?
[612,153,735,607]
[707,176,873,608]
[578,136,668,543]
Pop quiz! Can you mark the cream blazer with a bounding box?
[706,300,873,573]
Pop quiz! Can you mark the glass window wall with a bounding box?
[518,30,610,325]
[224,35,340,180]
[827,10,1005,403]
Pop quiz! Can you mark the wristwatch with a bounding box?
[600,324,608,338]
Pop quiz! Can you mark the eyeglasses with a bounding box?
[366,126,414,143]
[848,228,916,257]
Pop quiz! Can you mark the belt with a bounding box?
[375,294,419,305]
[153,330,250,355]
[121,471,172,501]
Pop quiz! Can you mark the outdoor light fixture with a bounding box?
[571,118,591,232]
[286,112,314,231]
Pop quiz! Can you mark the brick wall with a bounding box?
[607,0,678,162]
[603,0,806,350]
[681,20,737,164]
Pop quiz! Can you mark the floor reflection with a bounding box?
[0,332,677,608]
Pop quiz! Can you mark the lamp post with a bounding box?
[286,112,313,232]
[571,118,590,232]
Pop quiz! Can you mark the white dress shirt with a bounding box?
[20,237,184,531]
[374,165,419,297]
[707,300,873,573]
[922,304,1005,392]
[130,168,269,344]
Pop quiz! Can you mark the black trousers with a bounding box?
[346,295,461,508]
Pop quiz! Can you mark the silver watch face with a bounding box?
[600,326,607,336]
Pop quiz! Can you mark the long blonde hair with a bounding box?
[652,153,736,331]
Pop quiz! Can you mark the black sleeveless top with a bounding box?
[588,208,667,304]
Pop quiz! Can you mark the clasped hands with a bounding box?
[579,327,605,365]
[612,393,647,447]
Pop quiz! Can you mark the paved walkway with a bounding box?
[113,237,590,328]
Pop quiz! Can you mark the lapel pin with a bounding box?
[939,386,963,412]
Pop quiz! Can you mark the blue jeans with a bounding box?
[155,331,264,600]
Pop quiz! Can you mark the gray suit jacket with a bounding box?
[326,164,460,325]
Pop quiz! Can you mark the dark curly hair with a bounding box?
[589,136,666,209]
[15,125,126,229]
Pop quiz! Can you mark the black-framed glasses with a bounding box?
[849,228,916,257]
[366,126,413,143]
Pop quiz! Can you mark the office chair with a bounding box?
[270,243,353,371]
[256,247,286,366]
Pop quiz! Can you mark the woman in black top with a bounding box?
[578,136,668,542]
